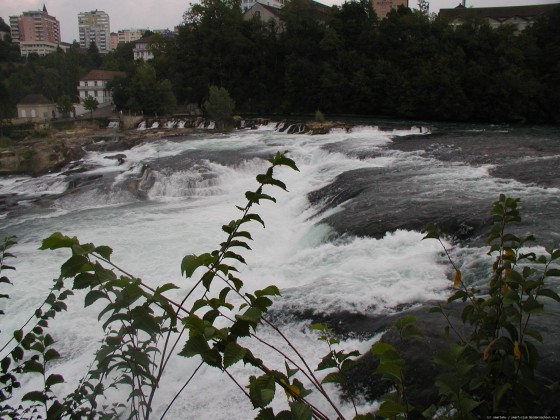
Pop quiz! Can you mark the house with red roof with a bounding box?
[78,69,126,105]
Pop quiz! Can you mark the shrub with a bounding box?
[314,110,325,123]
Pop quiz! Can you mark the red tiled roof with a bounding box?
[80,70,126,81]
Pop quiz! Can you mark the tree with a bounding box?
[204,85,235,127]
[126,62,176,115]
[82,95,99,118]
[56,94,73,117]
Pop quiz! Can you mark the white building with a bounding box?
[118,28,147,44]
[133,36,154,61]
[78,10,111,53]
[78,70,126,105]
[240,0,286,13]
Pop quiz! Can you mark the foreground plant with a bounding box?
[1,165,559,420]
[423,194,560,418]
[0,152,362,419]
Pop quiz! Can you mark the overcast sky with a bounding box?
[2,0,559,43]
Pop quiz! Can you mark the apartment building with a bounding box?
[372,0,408,19]
[78,10,111,53]
[9,5,61,56]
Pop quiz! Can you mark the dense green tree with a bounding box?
[83,95,99,118]
[127,62,176,115]
[204,85,235,127]
[106,76,131,111]
[56,94,73,117]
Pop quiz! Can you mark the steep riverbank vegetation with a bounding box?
[1,1,560,123]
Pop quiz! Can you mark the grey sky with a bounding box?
[2,0,559,43]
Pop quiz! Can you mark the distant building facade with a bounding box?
[117,29,147,44]
[132,32,174,60]
[17,94,57,121]
[241,0,286,13]
[243,0,331,27]
[439,4,559,31]
[243,3,282,25]
[78,70,126,104]
[110,32,118,50]
[372,0,408,19]
[78,10,111,53]
[9,5,61,56]
[133,36,155,61]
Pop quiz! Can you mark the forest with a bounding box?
[1,0,560,123]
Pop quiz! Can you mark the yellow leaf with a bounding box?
[453,270,462,287]
[514,341,521,361]
[280,379,300,400]
[483,338,497,361]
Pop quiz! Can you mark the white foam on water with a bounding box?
[1,124,554,418]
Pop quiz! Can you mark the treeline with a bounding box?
[1,0,560,122]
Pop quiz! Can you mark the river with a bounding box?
[0,121,558,418]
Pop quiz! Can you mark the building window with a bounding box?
[21,109,26,118]
[31,109,36,118]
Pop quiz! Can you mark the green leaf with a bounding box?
[246,191,277,204]
[233,230,253,241]
[377,361,405,384]
[523,327,543,343]
[155,282,179,295]
[377,399,407,418]
[249,374,276,409]
[538,288,560,302]
[289,401,312,420]
[23,359,44,374]
[61,255,90,278]
[223,342,246,369]
[40,232,78,250]
[14,329,23,342]
[401,324,423,339]
[523,297,544,314]
[22,390,47,403]
[226,240,252,250]
[371,342,397,356]
[269,153,299,172]
[85,290,108,307]
[256,174,288,191]
[223,251,246,264]
[256,408,276,420]
[243,213,265,228]
[458,396,482,413]
[44,348,60,362]
[45,373,64,388]
[255,285,281,298]
[545,268,560,277]
[93,245,113,260]
[181,253,215,278]
[321,372,344,384]
[309,323,328,332]
[179,336,222,368]
[73,272,98,289]
[238,307,263,326]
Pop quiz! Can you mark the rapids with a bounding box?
[0,122,559,418]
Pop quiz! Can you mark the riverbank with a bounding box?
[0,117,353,177]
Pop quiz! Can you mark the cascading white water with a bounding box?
[0,124,554,418]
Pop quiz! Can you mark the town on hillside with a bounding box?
[0,0,559,125]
